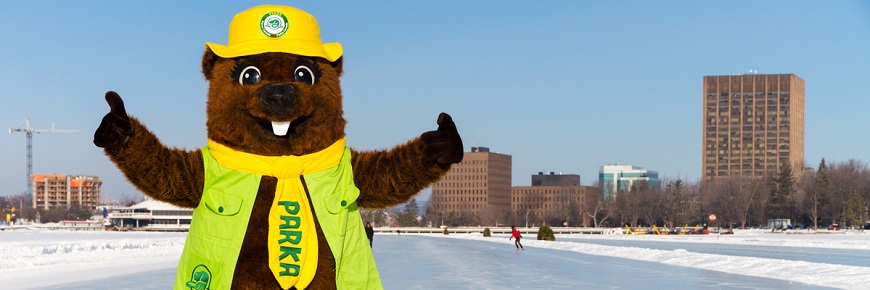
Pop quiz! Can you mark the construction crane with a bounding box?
[8,118,80,199]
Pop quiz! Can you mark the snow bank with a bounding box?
[436,229,870,290]
[0,230,185,289]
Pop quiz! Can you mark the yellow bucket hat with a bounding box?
[206,5,342,61]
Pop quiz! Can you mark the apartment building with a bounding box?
[31,174,102,209]
[703,74,805,180]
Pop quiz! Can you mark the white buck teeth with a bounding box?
[271,121,291,136]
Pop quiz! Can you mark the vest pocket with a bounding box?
[202,191,243,216]
[323,185,360,214]
[197,191,244,240]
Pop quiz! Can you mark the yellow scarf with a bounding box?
[207,138,346,290]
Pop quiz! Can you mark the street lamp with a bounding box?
[440,211,444,227]
[525,210,530,228]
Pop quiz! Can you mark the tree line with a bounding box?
[699,159,869,230]
[0,194,93,223]
[376,159,870,230]
[1,192,143,224]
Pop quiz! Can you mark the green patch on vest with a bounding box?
[186,264,212,290]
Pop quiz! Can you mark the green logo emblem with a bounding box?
[186,264,212,290]
[261,11,289,38]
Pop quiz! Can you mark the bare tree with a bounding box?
[584,182,616,228]
[702,178,735,227]
[442,210,474,227]
[660,179,685,228]
[120,192,144,207]
[640,186,663,227]
[614,189,632,227]
[682,181,703,226]
[476,205,497,226]
[583,182,609,227]
[704,176,767,229]
[585,199,613,228]
[563,195,582,227]
[634,181,651,224]
[828,160,869,226]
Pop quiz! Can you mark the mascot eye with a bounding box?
[294,65,317,85]
[237,66,261,85]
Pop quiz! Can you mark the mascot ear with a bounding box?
[330,56,343,76]
[201,47,219,80]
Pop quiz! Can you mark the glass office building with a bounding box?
[599,164,660,200]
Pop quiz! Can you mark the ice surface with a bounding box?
[1,229,868,289]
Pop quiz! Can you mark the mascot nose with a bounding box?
[259,83,296,114]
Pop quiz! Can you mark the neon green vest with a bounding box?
[174,146,382,289]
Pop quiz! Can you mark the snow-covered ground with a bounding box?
[1,228,868,289]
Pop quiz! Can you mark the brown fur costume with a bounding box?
[95,35,462,290]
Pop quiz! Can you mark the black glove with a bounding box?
[421,113,463,164]
[94,91,133,148]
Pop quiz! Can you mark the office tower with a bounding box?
[430,147,511,224]
[703,74,805,180]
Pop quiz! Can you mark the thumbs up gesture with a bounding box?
[94,91,134,149]
[421,113,464,165]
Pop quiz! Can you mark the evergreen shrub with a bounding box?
[483,227,491,237]
[537,224,555,241]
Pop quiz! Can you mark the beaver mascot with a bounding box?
[94,5,462,289]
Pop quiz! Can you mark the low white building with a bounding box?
[107,198,192,231]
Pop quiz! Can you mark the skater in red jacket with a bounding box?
[510,226,524,250]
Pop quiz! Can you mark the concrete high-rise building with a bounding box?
[599,164,660,200]
[703,74,805,180]
[31,174,102,209]
[430,147,511,223]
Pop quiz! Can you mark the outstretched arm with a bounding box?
[352,113,463,208]
[94,91,204,208]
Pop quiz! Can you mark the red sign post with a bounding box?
[709,214,719,239]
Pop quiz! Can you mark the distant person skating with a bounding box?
[365,222,375,247]
[510,226,524,250]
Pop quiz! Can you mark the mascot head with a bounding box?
[201,5,345,156]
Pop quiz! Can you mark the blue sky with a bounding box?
[2,1,869,203]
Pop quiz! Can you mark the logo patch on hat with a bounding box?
[260,11,289,38]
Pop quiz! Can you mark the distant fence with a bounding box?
[27,220,105,231]
[7,223,609,234]
[374,227,607,235]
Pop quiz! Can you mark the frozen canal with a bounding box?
[4,229,869,289]
[560,236,870,268]
[374,234,832,289]
[36,233,848,289]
